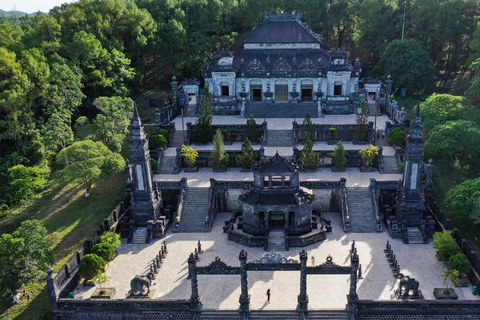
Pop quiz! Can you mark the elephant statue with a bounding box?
[396,274,419,297]
[130,274,151,296]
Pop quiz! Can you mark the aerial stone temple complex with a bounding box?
[203,12,384,117]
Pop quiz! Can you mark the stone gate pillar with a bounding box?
[239,249,250,320]
[297,250,309,319]
[188,253,202,318]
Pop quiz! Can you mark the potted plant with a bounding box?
[236,138,258,171]
[434,267,459,299]
[301,138,319,171]
[221,129,232,145]
[210,129,229,171]
[327,127,337,145]
[89,270,115,299]
[332,140,347,172]
[358,145,378,171]
[182,145,199,172]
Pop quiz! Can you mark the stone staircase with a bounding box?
[346,187,377,233]
[268,130,293,147]
[159,156,177,174]
[185,103,197,117]
[179,187,210,233]
[407,227,426,244]
[130,227,147,244]
[169,130,184,147]
[245,102,318,118]
[383,155,399,174]
[309,310,349,319]
[199,311,239,320]
[199,310,348,319]
[267,230,286,251]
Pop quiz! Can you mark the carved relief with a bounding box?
[299,58,315,71]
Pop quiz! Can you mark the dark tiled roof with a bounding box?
[233,48,329,69]
[243,20,322,44]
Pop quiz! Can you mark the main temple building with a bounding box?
[203,12,383,117]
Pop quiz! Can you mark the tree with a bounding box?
[433,230,462,260]
[245,114,260,143]
[99,231,121,248]
[91,242,115,262]
[193,85,213,143]
[149,134,167,150]
[332,141,347,169]
[301,114,315,141]
[355,100,368,141]
[374,39,435,94]
[56,140,124,195]
[420,94,479,136]
[439,267,460,289]
[0,220,49,294]
[5,164,47,206]
[301,139,319,170]
[79,253,106,280]
[445,178,480,221]
[210,129,229,170]
[388,128,406,148]
[236,138,258,170]
[449,252,471,274]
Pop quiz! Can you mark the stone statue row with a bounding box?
[130,241,168,297]
[384,241,400,278]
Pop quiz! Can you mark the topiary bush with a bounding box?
[236,138,258,170]
[449,252,471,274]
[157,129,171,142]
[150,158,158,172]
[332,140,347,169]
[301,139,319,170]
[79,254,106,280]
[99,231,121,248]
[91,242,115,262]
[388,128,407,148]
[433,230,461,261]
[150,134,168,149]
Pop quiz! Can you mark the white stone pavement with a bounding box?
[74,211,479,309]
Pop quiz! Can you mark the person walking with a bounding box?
[382,131,385,140]
[266,288,271,303]
[311,256,315,266]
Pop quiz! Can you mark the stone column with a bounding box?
[239,249,250,320]
[188,253,202,316]
[297,250,309,319]
[45,267,59,310]
[347,248,359,320]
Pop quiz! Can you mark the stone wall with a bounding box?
[226,189,243,211]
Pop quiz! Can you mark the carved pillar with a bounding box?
[297,250,309,318]
[239,249,250,320]
[347,248,359,320]
[188,253,202,317]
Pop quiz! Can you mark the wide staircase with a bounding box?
[268,130,293,147]
[159,156,177,174]
[383,155,398,174]
[169,130,184,147]
[199,310,348,320]
[346,187,377,233]
[245,102,318,118]
[179,187,210,233]
[199,311,239,320]
[407,227,426,244]
[130,227,147,244]
[267,230,286,251]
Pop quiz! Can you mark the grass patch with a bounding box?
[0,171,125,319]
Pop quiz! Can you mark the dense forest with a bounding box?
[1,0,480,316]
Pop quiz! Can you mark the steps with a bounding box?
[346,187,377,233]
[309,310,348,319]
[249,310,300,320]
[407,227,426,244]
[199,310,348,320]
[179,187,210,233]
[169,130,184,148]
[199,310,239,320]
[130,227,147,244]
[159,156,177,174]
[383,156,399,174]
[267,230,286,251]
[268,130,293,147]
[185,103,197,117]
[245,102,318,118]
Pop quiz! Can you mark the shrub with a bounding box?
[355,100,368,141]
[99,231,121,248]
[388,128,407,148]
[245,114,260,143]
[301,139,319,170]
[150,134,168,149]
[358,145,379,167]
[79,254,106,280]
[91,242,115,262]
[329,127,337,140]
[182,145,198,168]
[236,138,258,169]
[332,141,347,169]
[193,84,213,143]
[433,230,461,261]
[449,252,471,274]
[301,114,315,141]
[150,158,158,172]
[210,129,229,169]
[157,129,171,142]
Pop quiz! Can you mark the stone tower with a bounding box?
[395,103,426,239]
[126,104,161,226]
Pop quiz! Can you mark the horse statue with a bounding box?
[130,274,151,296]
[396,274,420,297]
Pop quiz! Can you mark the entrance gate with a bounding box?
[187,242,360,320]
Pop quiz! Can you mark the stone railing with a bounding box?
[369,178,383,232]
[173,188,187,233]
[185,122,267,146]
[293,122,374,143]
[338,178,351,232]
[383,99,407,124]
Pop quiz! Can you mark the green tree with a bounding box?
[449,252,471,274]
[301,138,319,170]
[79,253,106,280]
[181,145,198,168]
[446,178,480,221]
[388,128,406,148]
[332,140,347,169]
[91,242,115,262]
[301,113,315,141]
[245,114,260,143]
[149,134,168,150]
[210,129,229,170]
[0,220,49,294]
[5,164,47,206]
[56,140,124,195]
[193,85,213,143]
[433,230,462,260]
[355,100,368,141]
[374,39,435,94]
[99,231,121,248]
[236,138,258,170]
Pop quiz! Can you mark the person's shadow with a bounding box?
[259,301,269,310]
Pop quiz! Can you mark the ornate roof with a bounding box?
[242,12,322,44]
[251,152,300,174]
